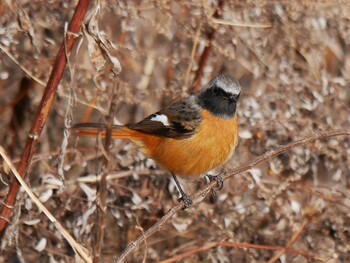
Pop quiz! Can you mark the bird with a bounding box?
[73,75,241,208]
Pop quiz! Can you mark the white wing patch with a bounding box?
[150,114,170,126]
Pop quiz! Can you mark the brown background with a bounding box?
[0,1,349,262]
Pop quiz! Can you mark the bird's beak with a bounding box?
[227,93,240,103]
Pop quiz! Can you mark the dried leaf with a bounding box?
[34,238,47,252]
[17,7,37,48]
[83,3,122,75]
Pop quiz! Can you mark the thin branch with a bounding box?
[0,147,92,263]
[267,219,309,263]
[0,43,107,114]
[183,27,201,94]
[0,0,91,234]
[159,241,327,263]
[114,129,349,263]
[212,18,272,28]
[0,44,46,87]
[94,89,118,262]
[192,0,224,92]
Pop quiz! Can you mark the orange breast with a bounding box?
[137,110,238,177]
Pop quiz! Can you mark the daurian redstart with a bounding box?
[73,75,241,207]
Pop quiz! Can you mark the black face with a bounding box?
[197,75,241,119]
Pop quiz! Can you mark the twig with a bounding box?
[114,129,349,263]
[0,43,112,116]
[183,27,201,95]
[0,147,92,263]
[212,18,272,28]
[71,169,164,184]
[192,0,224,91]
[0,0,91,234]
[0,44,46,87]
[94,89,118,262]
[159,241,327,263]
[267,219,309,263]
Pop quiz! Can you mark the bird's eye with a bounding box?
[212,86,220,95]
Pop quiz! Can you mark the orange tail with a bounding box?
[72,122,136,140]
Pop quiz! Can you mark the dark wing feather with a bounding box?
[127,97,203,139]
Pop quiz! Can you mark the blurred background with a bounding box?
[0,1,349,262]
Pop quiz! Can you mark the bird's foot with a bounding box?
[206,171,225,190]
[172,173,193,209]
[178,194,193,209]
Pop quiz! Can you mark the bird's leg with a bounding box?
[206,171,226,197]
[171,173,193,208]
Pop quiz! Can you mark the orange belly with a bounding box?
[136,111,238,177]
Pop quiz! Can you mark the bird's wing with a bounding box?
[126,97,203,139]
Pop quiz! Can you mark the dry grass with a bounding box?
[0,1,349,262]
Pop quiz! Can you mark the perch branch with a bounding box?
[114,129,349,263]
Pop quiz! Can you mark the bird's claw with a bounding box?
[206,171,225,190]
[178,194,193,209]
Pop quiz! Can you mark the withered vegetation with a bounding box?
[0,1,349,262]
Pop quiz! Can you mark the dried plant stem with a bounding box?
[159,241,326,263]
[0,44,46,87]
[0,0,91,234]
[267,219,309,263]
[94,91,118,262]
[183,27,201,94]
[193,0,224,91]
[114,129,349,263]
[0,147,92,263]
[212,18,272,28]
